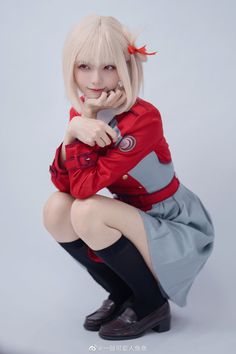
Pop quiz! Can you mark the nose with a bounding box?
[91,69,103,87]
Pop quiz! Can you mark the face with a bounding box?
[74,60,120,99]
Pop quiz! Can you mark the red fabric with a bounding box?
[49,96,177,263]
[49,101,84,193]
[63,107,167,200]
[87,247,105,263]
[49,143,70,193]
[116,175,180,211]
[69,95,84,121]
[70,109,81,120]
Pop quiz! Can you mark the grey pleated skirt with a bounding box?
[137,182,215,307]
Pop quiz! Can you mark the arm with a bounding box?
[49,142,71,193]
[49,106,103,193]
[49,108,81,193]
[63,110,163,199]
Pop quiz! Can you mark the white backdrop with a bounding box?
[0,0,235,353]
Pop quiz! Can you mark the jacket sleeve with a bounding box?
[48,107,81,193]
[49,142,71,193]
[64,110,163,199]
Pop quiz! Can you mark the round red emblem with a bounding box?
[118,135,136,152]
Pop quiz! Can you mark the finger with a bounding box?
[116,90,123,103]
[85,138,96,147]
[113,92,127,107]
[95,135,109,147]
[105,125,118,142]
[97,91,108,103]
[110,88,124,103]
[114,87,123,96]
[105,89,123,105]
[115,85,124,92]
[100,132,112,146]
[106,89,115,96]
[95,137,105,147]
[105,90,117,104]
[110,88,123,96]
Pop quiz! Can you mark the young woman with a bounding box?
[43,14,215,340]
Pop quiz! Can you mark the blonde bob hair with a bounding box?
[62,14,149,116]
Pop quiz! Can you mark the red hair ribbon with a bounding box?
[127,44,157,55]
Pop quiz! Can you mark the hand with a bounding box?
[80,86,127,117]
[67,116,118,148]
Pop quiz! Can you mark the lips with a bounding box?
[88,88,105,92]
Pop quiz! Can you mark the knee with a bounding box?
[70,198,96,233]
[42,191,73,231]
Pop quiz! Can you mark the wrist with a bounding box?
[83,109,97,119]
[64,130,76,145]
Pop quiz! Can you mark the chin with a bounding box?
[86,91,103,98]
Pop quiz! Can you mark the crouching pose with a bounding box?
[43,14,215,340]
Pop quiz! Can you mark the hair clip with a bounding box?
[127,44,157,56]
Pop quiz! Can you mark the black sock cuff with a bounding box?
[94,235,129,257]
[58,238,85,248]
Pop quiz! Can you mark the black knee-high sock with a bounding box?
[58,238,133,305]
[94,235,167,320]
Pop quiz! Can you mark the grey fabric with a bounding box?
[137,182,215,307]
[128,152,175,192]
[96,108,117,124]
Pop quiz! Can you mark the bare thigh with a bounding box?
[71,194,158,280]
[42,191,80,242]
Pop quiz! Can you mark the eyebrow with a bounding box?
[77,60,116,66]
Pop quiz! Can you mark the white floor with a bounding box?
[0,228,235,354]
[1,0,235,353]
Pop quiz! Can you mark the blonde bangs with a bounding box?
[75,29,116,67]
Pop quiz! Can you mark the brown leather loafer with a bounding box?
[99,300,171,340]
[83,296,134,331]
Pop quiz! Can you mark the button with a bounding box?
[122,174,128,180]
[138,186,143,189]
[85,157,91,160]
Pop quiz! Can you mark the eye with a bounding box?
[78,64,89,70]
[105,65,116,71]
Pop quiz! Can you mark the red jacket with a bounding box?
[49,97,180,263]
